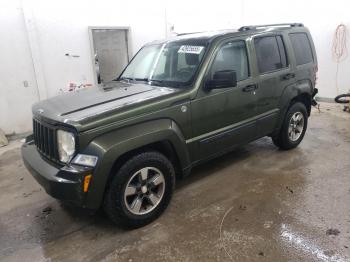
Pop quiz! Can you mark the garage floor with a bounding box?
[1,103,350,262]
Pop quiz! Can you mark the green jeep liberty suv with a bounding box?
[22,23,318,228]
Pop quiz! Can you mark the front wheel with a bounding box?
[104,151,175,228]
[272,102,308,150]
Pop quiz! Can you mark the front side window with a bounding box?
[254,36,288,74]
[119,42,206,88]
[289,33,313,65]
[210,41,249,81]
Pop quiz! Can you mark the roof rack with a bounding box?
[176,31,203,36]
[238,23,304,32]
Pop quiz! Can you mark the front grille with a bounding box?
[33,118,59,162]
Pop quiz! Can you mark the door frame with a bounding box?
[88,26,132,86]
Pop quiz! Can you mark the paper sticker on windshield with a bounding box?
[178,45,204,54]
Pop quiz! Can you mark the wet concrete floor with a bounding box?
[0,103,350,262]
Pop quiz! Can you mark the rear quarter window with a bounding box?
[289,33,314,65]
[254,36,288,74]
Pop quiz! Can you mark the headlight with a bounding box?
[57,130,75,163]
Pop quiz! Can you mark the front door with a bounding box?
[190,38,258,161]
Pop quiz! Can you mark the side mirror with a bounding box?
[205,70,237,90]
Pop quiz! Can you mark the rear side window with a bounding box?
[289,33,313,65]
[254,36,288,74]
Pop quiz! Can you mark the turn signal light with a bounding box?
[83,175,92,193]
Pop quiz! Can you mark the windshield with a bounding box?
[119,42,206,88]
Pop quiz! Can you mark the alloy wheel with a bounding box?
[288,112,304,142]
[123,167,165,215]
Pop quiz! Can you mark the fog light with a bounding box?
[71,154,98,167]
[83,174,92,193]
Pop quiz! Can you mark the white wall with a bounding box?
[29,0,167,98]
[0,0,40,134]
[242,0,350,99]
[0,0,167,134]
[167,0,350,99]
[1,0,350,134]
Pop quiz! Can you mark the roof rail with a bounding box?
[238,23,304,32]
[176,31,203,36]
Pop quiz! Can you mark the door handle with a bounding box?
[282,73,295,80]
[242,84,258,92]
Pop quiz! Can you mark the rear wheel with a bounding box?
[272,102,308,150]
[104,151,175,228]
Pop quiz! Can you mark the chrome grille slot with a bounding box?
[33,118,58,162]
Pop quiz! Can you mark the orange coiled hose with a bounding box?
[332,24,348,95]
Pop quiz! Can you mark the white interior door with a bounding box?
[92,29,129,83]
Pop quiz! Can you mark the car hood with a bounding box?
[32,81,178,128]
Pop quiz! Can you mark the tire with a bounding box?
[104,151,175,228]
[335,94,350,104]
[272,102,308,150]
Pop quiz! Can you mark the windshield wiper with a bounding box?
[148,79,164,86]
[119,77,166,86]
[134,78,152,82]
[119,77,134,82]
[129,78,164,86]
[120,77,150,83]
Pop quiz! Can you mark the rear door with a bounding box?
[253,33,295,137]
[288,32,317,91]
[190,37,258,161]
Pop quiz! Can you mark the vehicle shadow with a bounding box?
[175,146,253,190]
[175,137,278,190]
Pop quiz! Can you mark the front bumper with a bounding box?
[21,137,93,207]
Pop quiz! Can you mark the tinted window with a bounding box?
[254,36,288,73]
[211,41,249,81]
[276,36,288,68]
[289,33,313,65]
